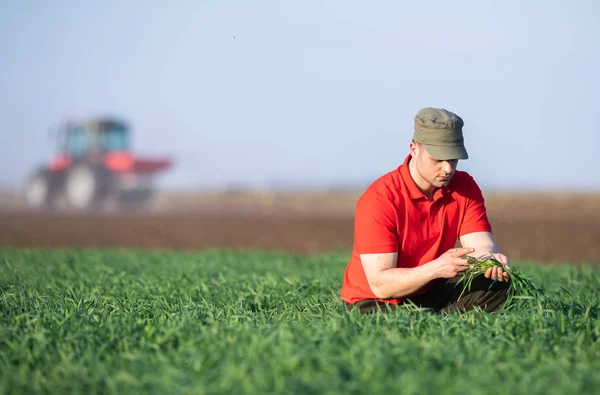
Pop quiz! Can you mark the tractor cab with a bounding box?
[51,118,131,169]
[48,118,170,174]
[61,119,130,158]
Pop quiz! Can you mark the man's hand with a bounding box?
[432,247,474,279]
[481,253,510,282]
[458,232,511,283]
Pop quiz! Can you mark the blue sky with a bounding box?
[1,1,599,191]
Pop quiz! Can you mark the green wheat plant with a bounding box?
[456,252,547,309]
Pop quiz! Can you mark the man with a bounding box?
[340,107,510,314]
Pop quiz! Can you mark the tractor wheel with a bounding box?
[65,165,104,210]
[24,169,56,210]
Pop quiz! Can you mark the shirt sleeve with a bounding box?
[459,175,493,236]
[354,190,399,254]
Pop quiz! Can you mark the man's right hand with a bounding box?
[432,247,474,279]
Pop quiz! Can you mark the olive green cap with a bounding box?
[413,107,468,160]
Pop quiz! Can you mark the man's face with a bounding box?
[410,142,459,190]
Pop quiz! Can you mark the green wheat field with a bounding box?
[1,248,599,395]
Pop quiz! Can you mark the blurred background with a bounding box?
[1,1,599,263]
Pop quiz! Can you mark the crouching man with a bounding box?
[340,108,510,314]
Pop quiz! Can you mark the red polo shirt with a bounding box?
[340,154,492,305]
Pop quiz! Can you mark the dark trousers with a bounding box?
[344,275,509,314]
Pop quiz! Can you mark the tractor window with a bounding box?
[66,128,89,157]
[101,128,129,151]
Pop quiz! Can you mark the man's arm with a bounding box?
[459,231,500,257]
[361,247,475,299]
[459,231,510,281]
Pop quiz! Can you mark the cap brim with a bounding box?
[422,144,468,160]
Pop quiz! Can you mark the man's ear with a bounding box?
[409,141,419,159]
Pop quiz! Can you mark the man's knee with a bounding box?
[466,275,510,294]
[446,276,510,313]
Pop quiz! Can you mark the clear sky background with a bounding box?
[1,0,599,191]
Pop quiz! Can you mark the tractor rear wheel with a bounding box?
[65,165,104,210]
[24,169,56,210]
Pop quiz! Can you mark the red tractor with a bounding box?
[24,117,172,211]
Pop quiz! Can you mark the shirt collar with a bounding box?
[398,154,452,201]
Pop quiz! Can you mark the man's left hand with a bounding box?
[482,253,510,282]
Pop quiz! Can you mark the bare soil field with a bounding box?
[0,191,598,264]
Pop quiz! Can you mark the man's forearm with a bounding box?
[369,264,438,300]
[461,232,500,260]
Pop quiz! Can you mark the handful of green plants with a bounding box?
[456,252,547,309]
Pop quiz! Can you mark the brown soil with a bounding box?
[0,191,598,264]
